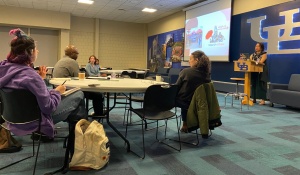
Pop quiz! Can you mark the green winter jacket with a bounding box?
[186,82,222,138]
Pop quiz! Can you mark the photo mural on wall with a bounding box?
[147,28,185,72]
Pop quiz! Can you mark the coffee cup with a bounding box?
[156,75,164,82]
[78,72,85,80]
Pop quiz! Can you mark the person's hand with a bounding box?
[38,66,47,79]
[55,85,66,94]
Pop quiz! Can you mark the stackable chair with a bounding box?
[0,88,74,175]
[125,84,181,159]
[0,88,43,174]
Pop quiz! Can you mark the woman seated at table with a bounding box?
[85,55,100,77]
[0,28,87,141]
[175,50,211,132]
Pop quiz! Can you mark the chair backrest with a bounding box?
[157,67,169,75]
[128,71,137,79]
[122,71,137,78]
[168,68,181,75]
[121,71,130,78]
[0,88,41,124]
[143,84,178,113]
[288,74,300,91]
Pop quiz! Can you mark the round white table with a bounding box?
[99,70,145,75]
[50,78,164,93]
[50,78,167,153]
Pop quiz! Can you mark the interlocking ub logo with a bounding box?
[247,8,300,54]
[237,62,248,71]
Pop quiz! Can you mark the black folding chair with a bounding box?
[0,88,42,174]
[125,84,181,159]
[0,88,75,175]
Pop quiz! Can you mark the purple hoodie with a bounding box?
[0,60,61,138]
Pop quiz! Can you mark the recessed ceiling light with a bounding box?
[142,8,157,13]
[78,0,94,5]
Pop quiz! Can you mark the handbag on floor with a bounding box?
[0,126,22,153]
[69,119,110,170]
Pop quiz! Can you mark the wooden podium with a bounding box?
[233,60,263,105]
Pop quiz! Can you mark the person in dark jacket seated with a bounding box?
[175,50,211,132]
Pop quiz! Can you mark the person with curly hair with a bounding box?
[176,50,211,132]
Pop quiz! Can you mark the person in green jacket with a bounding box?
[175,50,211,132]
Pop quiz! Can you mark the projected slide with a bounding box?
[184,8,231,61]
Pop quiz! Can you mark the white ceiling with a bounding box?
[0,0,205,23]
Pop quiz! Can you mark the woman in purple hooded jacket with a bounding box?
[0,29,87,139]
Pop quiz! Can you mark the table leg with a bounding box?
[242,72,254,106]
[106,92,131,152]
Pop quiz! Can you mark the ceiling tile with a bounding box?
[1,0,202,23]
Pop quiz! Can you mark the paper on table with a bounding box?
[61,87,81,96]
[51,78,72,81]
[86,77,109,80]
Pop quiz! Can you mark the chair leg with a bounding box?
[124,110,130,138]
[155,120,159,140]
[0,133,35,171]
[33,133,42,175]
[156,117,181,152]
[164,120,168,139]
[44,123,76,175]
[142,119,145,159]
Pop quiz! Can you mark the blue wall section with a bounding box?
[237,1,300,83]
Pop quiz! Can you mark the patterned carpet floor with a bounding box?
[1,93,300,175]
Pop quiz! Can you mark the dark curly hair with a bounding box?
[7,29,36,65]
[191,50,211,74]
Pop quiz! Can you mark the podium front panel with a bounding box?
[233,61,263,72]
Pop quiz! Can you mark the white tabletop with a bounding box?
[99,70,145,74]
[50,78,167,93]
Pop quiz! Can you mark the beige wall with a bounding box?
[147,11,185,36]
[70,17,147,69]
[0,5,147,69]
[147,0,293,36]
[232,0,293,15]
[0,6,70,63]
[0,6,70,29]
[70,16,95,67]
[99,20,147,69]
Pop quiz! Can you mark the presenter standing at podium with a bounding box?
[250,42,268,105]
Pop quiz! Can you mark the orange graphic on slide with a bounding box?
[206,30,213,39]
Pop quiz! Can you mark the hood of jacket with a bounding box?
[0,60,32,88]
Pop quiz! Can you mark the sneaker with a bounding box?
[30,132,54,143]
